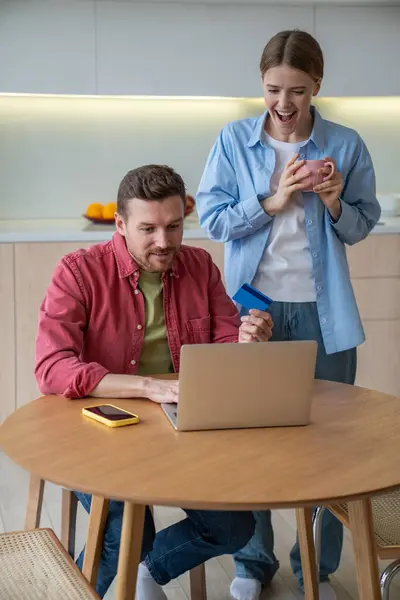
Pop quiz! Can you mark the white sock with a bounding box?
[318,582,337,600]
[230,577,261,600]
[136,562,168,600]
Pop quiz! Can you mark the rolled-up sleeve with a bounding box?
[197,127,272,243]
[35,260,109,398]
[330,136,381,245]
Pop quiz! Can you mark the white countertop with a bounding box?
[0,215,399,243]
[0,214,207,243]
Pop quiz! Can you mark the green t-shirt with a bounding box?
[137,271,173,376]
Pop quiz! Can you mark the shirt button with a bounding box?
[134,271,139,276]
[321,318,327,324]
[137,324,142,330]
[300,153,305,159]
[307,220,313,225]
[317,285,322,291]
[134,289,139,295]
[312,252,318,258]
[130,359,136,365]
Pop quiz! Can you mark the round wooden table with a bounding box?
[1,380,400,600]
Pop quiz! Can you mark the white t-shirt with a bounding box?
[252,134,316,302]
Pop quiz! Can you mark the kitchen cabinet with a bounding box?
[1,2,399,98]
[356,320,400,397]
[184,239,224,277]
[0,1,96,95]
[347,234,400,278]
[95,3,313,97]
[14,243,92,410]
[0,234,398,424]
[12,239,222,412]
[347,235,400,397]
[190,235,400,397]
[0,245,15,423]
[315,7,400,97]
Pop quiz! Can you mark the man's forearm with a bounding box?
[89,374,150,399]
[89,373,179,404]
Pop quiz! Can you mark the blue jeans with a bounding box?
[75,492,255,598]
[234,301,357,589]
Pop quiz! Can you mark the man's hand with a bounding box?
[239,309,273,343]
[143,378,179,404]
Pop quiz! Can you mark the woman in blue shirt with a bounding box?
[197,29,380,600]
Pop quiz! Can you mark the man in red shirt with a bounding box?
[35,165,272,600]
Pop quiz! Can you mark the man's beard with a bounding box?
[129,246,178,273]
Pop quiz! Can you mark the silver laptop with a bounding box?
[161,340,317,431]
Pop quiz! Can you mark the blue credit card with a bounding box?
[232,283,273,312]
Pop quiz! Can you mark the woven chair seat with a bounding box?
[337,489,400,548]
[0,528,99,599]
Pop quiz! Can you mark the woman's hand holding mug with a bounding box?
[312,156,344,221]
[262,153,309,216]
[262,154,343,221]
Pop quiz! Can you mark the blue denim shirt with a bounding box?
[196,108,381,354]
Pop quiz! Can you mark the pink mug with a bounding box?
[296,160,335,192]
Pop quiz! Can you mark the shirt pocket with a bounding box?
[185,315,211,344]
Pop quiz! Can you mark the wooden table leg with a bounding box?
[348,498,381,600]
[82,495,109,586]
[61,488,78,557]
[115,502,145,600]
[25,474,44,529]
[296,507,319,600]
[190,563,207,600]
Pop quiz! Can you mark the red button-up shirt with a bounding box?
[35,232,240,398]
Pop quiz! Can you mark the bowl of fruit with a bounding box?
[184,195,195,217]
[84,202,117,225]
[84,196,195,224]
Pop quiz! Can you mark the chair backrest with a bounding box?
[0,528,100,599]
[330,489,400,559]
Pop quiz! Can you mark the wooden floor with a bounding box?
[1,451,399,599]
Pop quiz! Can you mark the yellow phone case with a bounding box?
[82,404,140,428]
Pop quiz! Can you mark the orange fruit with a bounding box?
[102,202,117,220]
[86,203,104,219]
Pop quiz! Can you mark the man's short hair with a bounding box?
[117,164,186,219]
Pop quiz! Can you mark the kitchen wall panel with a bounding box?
[315,6,400,97]
[95,3,313,97]
[0,1,96,95]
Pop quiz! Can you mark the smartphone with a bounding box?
[82,404,140,428]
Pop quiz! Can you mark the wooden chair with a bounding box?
[0,528,100,599]
[25,475,207,600]
[313,490,400,600]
